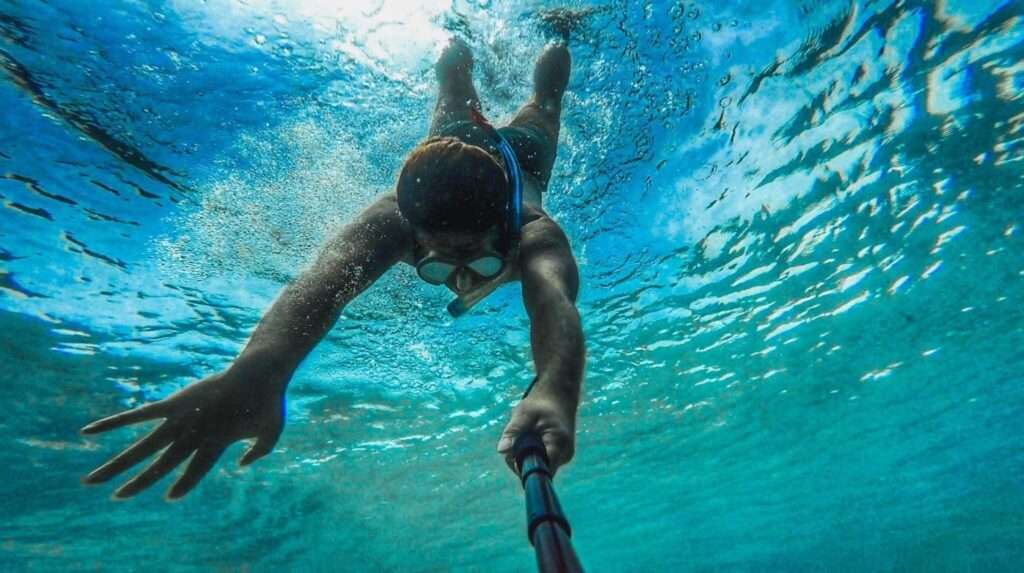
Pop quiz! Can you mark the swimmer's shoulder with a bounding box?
[521,202,556,229]
[519,205,572,255]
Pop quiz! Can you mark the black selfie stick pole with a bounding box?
[512,432,584,573]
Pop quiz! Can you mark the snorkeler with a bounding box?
[80,37,584,499]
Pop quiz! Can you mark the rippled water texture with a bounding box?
[2,0,1023,571]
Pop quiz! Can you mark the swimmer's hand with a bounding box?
[79,365,287,500]
[77,194,410,501]
[497,386,576,477]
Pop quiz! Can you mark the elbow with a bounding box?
[527,290,582,342]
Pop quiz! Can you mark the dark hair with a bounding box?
[396,136,508,233]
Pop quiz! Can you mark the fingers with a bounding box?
[542,433,572,475]
[501,435,569,477]
[497,420,522,474]
[496,428,517,456]
[239,431,279,467]
[80,401,169,435]
[504,453,519,477]
[82,422,177,485]
[114,439,196,498]
[497,423,574,477]
[166,441,227,500]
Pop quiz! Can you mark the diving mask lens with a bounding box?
[467,255,504,278]
[417,260,457,285]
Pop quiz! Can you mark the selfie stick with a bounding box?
[512,432,584,573]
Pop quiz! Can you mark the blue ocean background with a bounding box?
[2,0,1022,570]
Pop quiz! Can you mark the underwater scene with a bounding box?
[2,0,1023,571]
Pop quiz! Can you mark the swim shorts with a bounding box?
[432,120,556,188]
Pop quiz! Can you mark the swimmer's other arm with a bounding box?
[237,193,408,381]
[497,217,584,473]
[80,194,407,499]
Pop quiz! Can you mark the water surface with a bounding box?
[2,0,1023,571]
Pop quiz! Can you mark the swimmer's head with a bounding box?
[396,136,508,240]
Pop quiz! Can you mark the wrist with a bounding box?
[231,347,295,392]
[532,374,581,411]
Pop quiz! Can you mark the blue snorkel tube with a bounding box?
[447,110,524,317]
[499,130,524,248]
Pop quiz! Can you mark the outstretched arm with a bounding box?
[521,217,583,402]
[238,193,410,385]
[497,216,584,473]
[81,193,411,499]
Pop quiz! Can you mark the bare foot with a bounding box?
[534,43,571,102]
[436,37,473,81]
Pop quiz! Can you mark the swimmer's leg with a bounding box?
[507,43,571,184]
[429,38,480,136]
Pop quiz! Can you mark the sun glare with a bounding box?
[174,0,453,74]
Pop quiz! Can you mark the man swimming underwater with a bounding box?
[80,37,583,499]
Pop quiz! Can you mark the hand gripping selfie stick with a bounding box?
[512,433,584,573]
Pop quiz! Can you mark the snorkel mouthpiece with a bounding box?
[446,262,513,317]
[447,297,470,318]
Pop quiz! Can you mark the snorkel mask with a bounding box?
[416,249,506,285]
[420,107,523,317]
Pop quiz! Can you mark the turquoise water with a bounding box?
[2,0,1023,570]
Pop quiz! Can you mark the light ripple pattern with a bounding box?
[1,0,1023,571]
